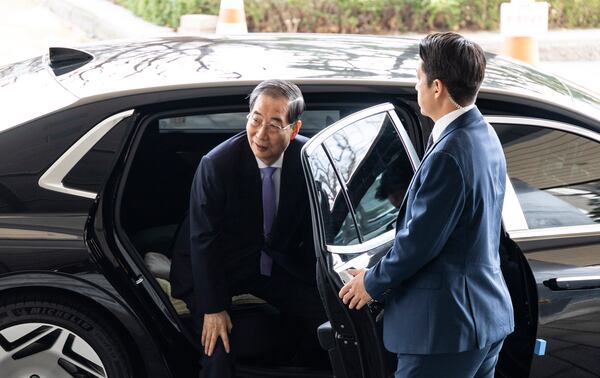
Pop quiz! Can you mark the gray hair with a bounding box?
[249,79,305,124]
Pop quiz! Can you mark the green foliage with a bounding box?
[116,0,600,31]
[116,0,219,28]
[548,0,600,28]
[244,0,599,33]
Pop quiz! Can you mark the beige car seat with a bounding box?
[144,252,266,316]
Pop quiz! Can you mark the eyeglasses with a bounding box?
[246,113,294,134]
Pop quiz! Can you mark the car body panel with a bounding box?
[516,235,600,377]
[0,214,88,274]
[0,56,78,131]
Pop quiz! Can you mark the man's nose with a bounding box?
[256,123,269,139]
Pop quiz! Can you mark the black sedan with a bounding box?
[0,34,599,378]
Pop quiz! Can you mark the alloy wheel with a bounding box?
[0,322,106,378]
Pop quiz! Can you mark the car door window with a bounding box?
[304,103,417,252]
[492,121,600,229]
[323,112,413,242]
[307,145,360,246]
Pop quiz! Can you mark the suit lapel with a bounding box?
[239,140,263,230]
[269,140,301,240]
[412,107,481,179]
[395,107,482,230]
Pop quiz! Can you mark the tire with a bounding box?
[0,293,131,378]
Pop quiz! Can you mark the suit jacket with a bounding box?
[170,132,315,314]
[364,107,514,354]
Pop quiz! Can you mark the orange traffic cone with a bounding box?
[502,36,540,65]
[216,0,248,35]
[500,0,549,65]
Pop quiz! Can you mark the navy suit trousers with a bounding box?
[395,339,504,378]
[193,266,327,378]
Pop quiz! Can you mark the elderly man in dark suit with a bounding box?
[339,33,514,377]
[171,80,325,378]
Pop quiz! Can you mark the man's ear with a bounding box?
[433,79,444,99]
[290,120,302,140]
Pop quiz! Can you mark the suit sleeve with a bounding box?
[189,155,230,314]
[364,151,466,300]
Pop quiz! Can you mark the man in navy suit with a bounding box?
[338,32,514,377]
[172,80,325,377]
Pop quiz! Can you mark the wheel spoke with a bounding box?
[12,328,62,359]
[58,357,106,378]
[0,322,107,378]
[0,324,52,352]
[62,333,106,377]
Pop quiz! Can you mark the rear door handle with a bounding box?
[544,276,600,290]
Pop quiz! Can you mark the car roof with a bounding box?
[3,34,600,126]
[54,34,419,96]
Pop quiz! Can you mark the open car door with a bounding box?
[301,103,421,377]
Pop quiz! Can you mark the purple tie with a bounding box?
[260,166,277,276]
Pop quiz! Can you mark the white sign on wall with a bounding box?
[501,0,549,37]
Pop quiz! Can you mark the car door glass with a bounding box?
[324,112,413,241]
[494,123,600,229]
[307,145,360,245]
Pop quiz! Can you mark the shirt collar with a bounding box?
[431,104,475,143]
[255,150,285,169]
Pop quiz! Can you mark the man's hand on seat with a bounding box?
[202,310,233,356]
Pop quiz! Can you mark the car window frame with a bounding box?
[38,109,135,199]
[304,102,420,255]
[486,115,600,241]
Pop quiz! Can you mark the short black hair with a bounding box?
[249,79,305,124]
[419,32,486,106]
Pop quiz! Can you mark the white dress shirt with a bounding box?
[430,104,475,143]
[255,151,285,212]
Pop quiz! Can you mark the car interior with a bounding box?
[114,94,537,376]
[117,95,376,375]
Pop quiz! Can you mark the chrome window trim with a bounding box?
[485,116,600,143]
[333,254,374,280]
[501,173,528,232]
[327,229,395,254]
[508,224,600,241]
[387,109,420,171]
[486,115,600,238]
[304,103,395,155]
[38,109,134,199]
[556,275,600,282]
[0,228,79,240]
